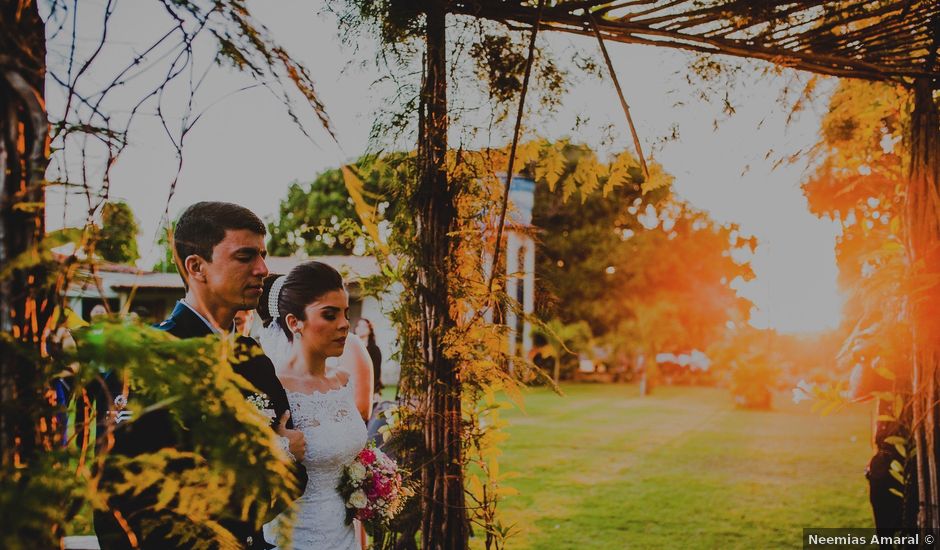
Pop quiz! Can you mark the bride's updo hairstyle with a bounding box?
[258,261,345,342]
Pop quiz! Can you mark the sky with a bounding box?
[42,0,845,334]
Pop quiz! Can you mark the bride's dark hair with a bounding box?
[258,261,345,341]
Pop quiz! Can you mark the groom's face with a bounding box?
[201,229,269,311]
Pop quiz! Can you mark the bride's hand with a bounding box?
[276,411,306,461]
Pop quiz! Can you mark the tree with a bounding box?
[152,222,178,274]
[619,203,753,351]
[267,157,397,257]
[531,142,667,334]
[269,173,359,256]
[532,144,753,372]
[96,201,140,265]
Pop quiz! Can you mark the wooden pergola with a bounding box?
[412,2,938,547]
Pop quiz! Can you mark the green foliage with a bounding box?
[337,0,425,48]
[0,227,84,283]
[532,141,752,360]
[5,308,301,550]
[531,142,656,335]
[152,223,178,274]
[267,156,401,257]
[0,316,88,549]
[800,80,918,442]
[0,451,85,549]
[95,201,140,265]
[268,173,359,256]
[469,30,568,118]
[71,319,299,549]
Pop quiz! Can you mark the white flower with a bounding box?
[349,490,368,509]
[348,462,367,482]
[247,393,272,411]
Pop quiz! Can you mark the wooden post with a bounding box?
[908,76,940,531]
[0,0,52,466]
[416,4,469,549]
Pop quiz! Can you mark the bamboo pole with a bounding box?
[586,9,650,180]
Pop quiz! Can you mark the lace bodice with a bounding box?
[266,382,367,549]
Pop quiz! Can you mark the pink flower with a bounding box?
[366,478,387,502]
[359,448,376,465]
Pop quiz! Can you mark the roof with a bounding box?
[455,1,939,84]
[68,255,383,296]
[107,271,185,290]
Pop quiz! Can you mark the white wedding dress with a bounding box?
[265,381,367,549]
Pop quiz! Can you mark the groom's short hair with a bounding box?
[172,201,266,275]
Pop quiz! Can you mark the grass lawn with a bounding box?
[485,383,873,550]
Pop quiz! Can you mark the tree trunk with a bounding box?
[907,77,940,531]
[0,1,53,466]
[417,5,468,550]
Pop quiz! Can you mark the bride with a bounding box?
[258,261,367,549]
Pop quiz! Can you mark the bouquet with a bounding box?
[339,443,412,532]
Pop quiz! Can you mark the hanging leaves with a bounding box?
[640,162,675,195]
[604,152,638,197]
[533,142,566,192]
[571,152,605,203]
[511,139,542,172]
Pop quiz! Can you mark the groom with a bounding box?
[94,202,306,550]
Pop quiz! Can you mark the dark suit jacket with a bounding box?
[93,302,306,550]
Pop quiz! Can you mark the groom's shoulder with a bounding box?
[154,316,177,332]
[154,302,208,339]
[153,315,189,339]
